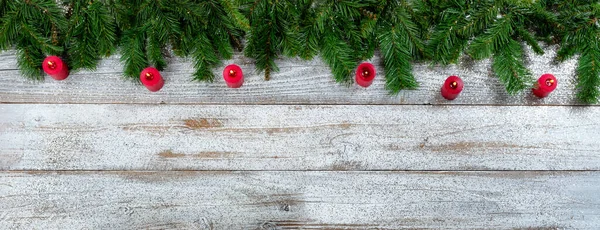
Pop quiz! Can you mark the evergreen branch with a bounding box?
[575,39,600,103]
[15,44,44,80]
[66,0,117,70]
[146,34,166,70]
[91,1,117,57]
[426,8,465,64]
[556,42,578,62]
[516,26,544,55]
[457,3,498,38]
[377,26,418,94]
[21,22,63,54]
[209,28,234,60]
[469,15,514,60]
[120,30,148,79]
[0,11,18,50]
[298,2,323,60]
[218,0,250,31]
[491,39,533,94]
[244,0,300,80]
[191,34,220,82]
[320,33,356,84]
[299,24,319,60]
[394,5,425,58]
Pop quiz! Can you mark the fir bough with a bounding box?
[175,0,247,82]
[550,1,600,103]
[108,0,245,81]
[62,0,117,71]
[375,0,424,93]
[0,0,67,80]
[427,0,552,94]
[301,0,376,84]
[240,0,303,80]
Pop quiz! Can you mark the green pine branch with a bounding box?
[551,1,600,103]
[0,0,66,80]
[575,40,600,104]
[468,15,514,60]
[308,0,373,84]
[190,34,220,82]
[120,30,148,79]
[242,0,302,80]
[376,0,421,93]
[320,33,357,84]
[377,26,418,93]
[492,39,533,94]
[64,0,117,71]
[425,1,469,64]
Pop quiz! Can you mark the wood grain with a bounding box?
[0,171,598,229]
[0,45,586,105]
[2,104,599,171]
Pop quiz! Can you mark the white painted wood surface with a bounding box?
[1,44,599,229]
[0,45,586,105]
[1,171,598,229]
[1,104,599,171]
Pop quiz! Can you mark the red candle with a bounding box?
[532,74,557,98]
[223,64,244,88]
[42,56,69,80]
[140,67,164,92]
[355,62,376,87]
[441,75,464,100]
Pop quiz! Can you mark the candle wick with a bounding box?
[47,61,56,70]
[545,79,555,87]
[362,69,370,78]
[145,72,153,80]
[449,81,458,89]
[229,70,236,77]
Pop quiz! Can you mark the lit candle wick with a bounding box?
[449,81,458,89]
[545,78,555,87]
[145,72,153,80]
[47,61,56,70]
[229,69,236,77]
[362,70,370,78]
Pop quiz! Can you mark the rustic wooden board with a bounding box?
[2,104,599,171]
[0,45,585,105]
[1,171,598,229]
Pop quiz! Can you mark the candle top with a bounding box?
[356,62,376,81]
[42,56,66,75]
[537,74,557,91]
[223,64,243,83]
[443,76,463,92]
[140,67,162,86]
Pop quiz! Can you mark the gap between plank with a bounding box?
[0,102,596,106]
[2,169,599,173]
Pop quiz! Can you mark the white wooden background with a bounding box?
[1,45,599,229]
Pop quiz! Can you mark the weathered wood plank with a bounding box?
[2,104,599,171]
[0,171,598,229]
[0,45,585,105]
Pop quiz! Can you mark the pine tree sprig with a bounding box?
[320,33,357,84]
[516,26,544,55]
[64,0,117,71]
[243,0,302,80]
[120,30,147,79]
[492,39,533,94]
[16,45,44,80]
[574,38,600,104]
[378,27,418,93]
[190,33,220,82]
[426,6,467,65]
[376,0,421,93]
[0,0,66,79]
[468,15,514,60]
